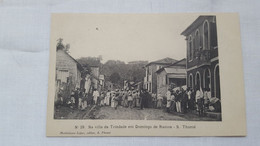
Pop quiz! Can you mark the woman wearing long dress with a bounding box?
[105,90,111,106]
[157,94,163,109]
[111,92,115,108]
[132,91,137,108]
[114,92,119,109]
[136,91,140,107]
[175,90,182,113]
[166,89,172,113]
[124,91,128,107]
[81,93,88,110]
[100,92,105,106]
[92,89,99,105]
[127,91,133,108]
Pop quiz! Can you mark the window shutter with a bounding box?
[210,22,218,48]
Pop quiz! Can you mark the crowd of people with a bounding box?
[56,88,152,111]
[99,88,152,110]
[160,87,221,116]
[56,86,221,116]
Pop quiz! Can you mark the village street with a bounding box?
[55,105,216,121]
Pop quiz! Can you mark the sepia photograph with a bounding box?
[46,13,246,136]
[53,15,221,121]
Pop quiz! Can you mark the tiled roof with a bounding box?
[145,57,177,67]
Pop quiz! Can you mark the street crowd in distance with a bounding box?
[56,86,221,117]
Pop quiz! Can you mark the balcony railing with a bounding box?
[195,50,211,65]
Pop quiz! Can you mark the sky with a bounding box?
[51,14,199,63]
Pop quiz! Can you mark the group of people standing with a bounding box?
[57,85,220,116]
[97,89,151,110]
[56,87,152,111]
[56,88,101,110]
[157,86,218,116]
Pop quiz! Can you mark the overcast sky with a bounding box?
[52,14,199,63]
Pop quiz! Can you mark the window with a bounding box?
[195,30,199,51]
[214,64,221,99]
[211,18,218,48]
[189,74,193,89]
[195,29,202,52]
[195,72,201,89]
[204,68,211,90]
[57,70,69,83]
[203,20,210,50]
[188,36,193,61]
[149,83,152,92]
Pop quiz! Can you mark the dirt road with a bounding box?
[93,106,216,121]
[55,105,216,121]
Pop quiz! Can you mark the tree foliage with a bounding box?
[109,72,121,84]
[77,57,102,67]
[58,39,146,89]
[56,38,70,53]
[100,60,147,88]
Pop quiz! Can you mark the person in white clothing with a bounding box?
[92,89,100,105]
[196,87,204,116]
[166,89,172,113]
[175,90,181,113]
[99,92,105,106]
[157,94,163,109]
[111,91,115,108]
[81,93,88,110]
[104,90,111,106]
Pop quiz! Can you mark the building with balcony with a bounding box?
[181,15,221,99]
[143,57,177,93]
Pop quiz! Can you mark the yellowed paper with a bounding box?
[47,13,246,136]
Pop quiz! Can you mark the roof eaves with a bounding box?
[62,50,84,71]
[181,16,214,36]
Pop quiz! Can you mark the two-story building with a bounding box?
[143,57,177,93]
[181,16,221,99]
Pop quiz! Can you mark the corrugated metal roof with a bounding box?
[156,58,186,73]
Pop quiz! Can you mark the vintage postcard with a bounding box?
[46,13,246,136]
